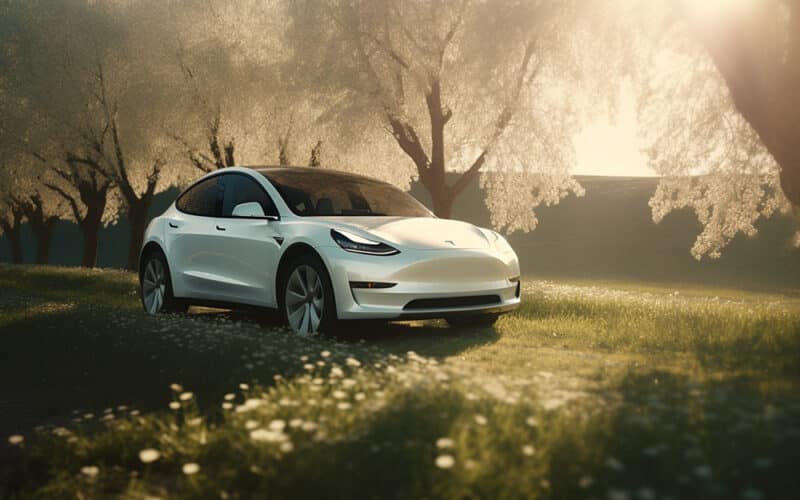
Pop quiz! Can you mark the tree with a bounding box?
[628,0,798,258]
[1,0,186,269]
[286,0,585,224]
[4,157,65,265]
[0,167,25,264]
[172,0,327,173]
[679,0,800,209]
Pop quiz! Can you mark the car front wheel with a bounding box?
[140,251,185,314]
[282,255,337,336]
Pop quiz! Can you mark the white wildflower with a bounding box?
[81,466,99,478]
[435,455,455,469]
[268,419,286,432]
[139,448,161,464]
[436,438,454,449]
[182,463,200,475]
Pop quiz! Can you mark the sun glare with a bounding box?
[681,0,761,21]
[573,83,653,177]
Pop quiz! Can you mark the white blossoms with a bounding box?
[80,465,99,478]
[182,463,200,475]
[436,438,454,449]
[435,455,455,469]
[139,448,161,464]
[268,419,286,432]
[250,428,289,444]
[8,435,24,446]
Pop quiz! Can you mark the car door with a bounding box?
[166,175,225,301]
[204,173,282,307]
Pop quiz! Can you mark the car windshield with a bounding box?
[258,169,433,218]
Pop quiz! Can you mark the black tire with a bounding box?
[446,313,500,329]
[139,249,187,314]
[279,254,338,336]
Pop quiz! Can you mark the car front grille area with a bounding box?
[403,295,501,311]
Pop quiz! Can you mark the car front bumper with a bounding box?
[318,245,521,320]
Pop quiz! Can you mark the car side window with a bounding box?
[176,176,223,217]
[221,174,279,218]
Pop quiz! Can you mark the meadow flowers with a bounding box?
[436,438,454,449]
[81,466,100,478]
[435,455,455,469]
[182,463,200,475]
[139,449,161,464]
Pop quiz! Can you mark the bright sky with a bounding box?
[572,86,656,177]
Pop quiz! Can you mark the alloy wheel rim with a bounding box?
[142,258,166,314]
[285,265,324,336]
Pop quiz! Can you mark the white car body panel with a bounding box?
[141,167,521,321]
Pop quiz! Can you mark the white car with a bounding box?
[139,166,521,335]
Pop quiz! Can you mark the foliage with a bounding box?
[627,0,799,258]
[285,0,589,221]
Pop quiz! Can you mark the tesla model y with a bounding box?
[139,167,521,335]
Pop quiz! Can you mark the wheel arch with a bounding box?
[139,241,165,280]
[275,242,328,308]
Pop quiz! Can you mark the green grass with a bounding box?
[1,264,799,499]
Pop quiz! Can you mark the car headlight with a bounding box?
[330,229,400,256]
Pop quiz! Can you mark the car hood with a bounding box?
[323,217,491,250]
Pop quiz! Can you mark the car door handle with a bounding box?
[168,222,179,229]
[216,225,226,231]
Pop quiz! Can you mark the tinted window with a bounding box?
[221,174,278,217]
[176,176,222,216]
[258,169,431,218]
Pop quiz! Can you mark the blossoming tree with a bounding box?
[632,0,799,258]
[285,0,586,229]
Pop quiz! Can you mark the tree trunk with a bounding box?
[31,218,57,265]
[80,197,107,268]
[3,225,23,264]
[429,184,454,219]
[126,200,151,272]
[80,218,100,268]
[1,203,25,264]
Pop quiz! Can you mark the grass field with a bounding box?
[1,264,799,499]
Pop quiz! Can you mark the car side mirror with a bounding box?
[232,202,266,218]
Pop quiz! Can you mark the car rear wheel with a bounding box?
[282,255,337,336]
[140,251,186,314]
[446,313,500,329]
